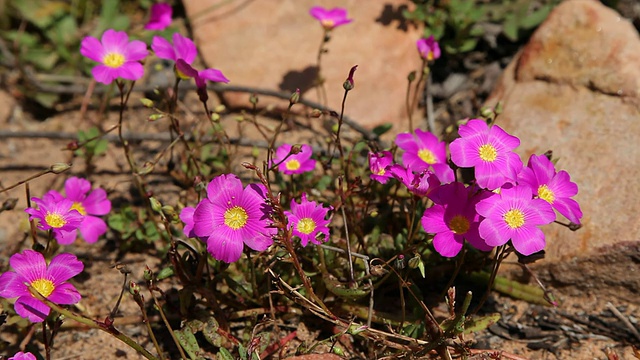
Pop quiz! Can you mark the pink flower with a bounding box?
[175,59,230,87]
[416,36,441,61]
[145,3,173,31]
[310,6,352,30]
[450,119,523,190]
[80,29,148,84]
[421,182,492,257]
[9,352,36,360]
[395,129,454,183]
[389,165,440,197]
[369,151,394,184]
[46,177,111,244]
[272,144,317,175]
[285,193,332,247]
[180,206,196,238]
[151,33,197,65]
[518,154,582,224]
[25,195,84,245]
[192,174,275,263]
[476,185,555,255]
[0,250,83,323]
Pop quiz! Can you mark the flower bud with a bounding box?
[50,163,71,174]
[129,281,140,296]
[343,65,358,91]
[143,266,154,281]
[66,141,79,151]
[310,109,323,118]
[149,197,162,213]
[289,88,300,105]
[290,144,302,155]
[138,162,155,175]
[249,93,259,105]
[140,98,154,108]
[407,71,416,82]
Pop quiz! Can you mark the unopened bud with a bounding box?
[138,162,154,175]
[66,141,79,151]
[343,65,358,91]
[50,163,71,174]
[140,98,154,108]
[1,198,18,212]
[407,254,421,269]
[290,144,302,155]
[161,205,176,218]
[149,197,162,213]
[480,106,494,119]
[290,88,300,105]
[213,104,226,113]
[407,71,416,82]
[143,266,154,281]
[211,112,220,122]
[129,281,140,296]
[194,177,206,192]
[249,93,259,105]
[495,101,504,115]
[310,109,323,118]
[148,113,164,122]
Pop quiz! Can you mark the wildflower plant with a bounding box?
[285,193,332,247]
[80,29,148,84]
[25,195,84,245]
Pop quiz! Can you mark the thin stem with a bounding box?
[408,60,427,132]
[42,321,50,360]
[148,289,188,360]
[27,285,158,360]
[471,245,508,315]
[425,70,435,134]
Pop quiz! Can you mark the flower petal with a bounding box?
[79,216,107,243]
[47,252,84,283]
[83,188,111,215]
[47,283,82,305]
[14,296,50,322]
[206,230,244,263]
[9,250,46,283]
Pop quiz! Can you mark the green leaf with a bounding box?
[13,1,68,29]
[217,348,235,360]
[156,266,175,281]
[463,313,501,334]
[372,123,393,136]
[174,328,203,360]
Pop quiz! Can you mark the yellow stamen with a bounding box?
[71,202,87,216]
[321,20,335,29]
[503,209,525,229]
[45,212,67,228]
[376,168,386,176]
[478,144,497,162]
[31,278,55,297]
[285,160,301,171]
[418,149,437,164]
[537,184,555,204]
[103,53,125,68]
[297,218,316,235]
[448,215,470,234]
[224,206,248,230]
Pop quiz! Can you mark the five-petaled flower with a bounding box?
[272,144,317,175]
[476,185,555,255]
[395,129,454,183]
[25,195,84,245]
[180,206,197,238]
[80,29,148,84]
[145,3,173,31]
[421,182,492,257]
[9,352,37,360]
[309,6,352,30]
[416,36,441,61]
[518,154,583,224]
[151,33,197,66]
[450,119,523,190]
[46,177,111,244]
[0,250,84,323]
[369,150,394,184]
[192,174,275,263]
[285,193,332,247]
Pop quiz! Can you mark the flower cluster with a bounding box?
[368,119,582,257]
[25,177,111,245]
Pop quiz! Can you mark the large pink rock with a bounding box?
[182,0,422,133]
[486,0,640,300]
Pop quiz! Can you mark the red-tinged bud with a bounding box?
[67,141,79,151]
[343,65,358,91]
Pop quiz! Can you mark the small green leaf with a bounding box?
[372,123,393,136]
[174,328,203,360]
[156,266,174,281]
[217,348,235,360]
[463,313,501,334]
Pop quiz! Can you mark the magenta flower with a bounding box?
[285,193,332,247]
[450,119,523,190]
[25,195,84,245]
[518,154,583,224]
[421,182,491,257]
[476,185,555,255]
[310,6,352,30]
[180,206,197,238]
[272,144,317,175]
[0,250,83,323]
[145,3,172,31]
[389,165,440,197]
[80,29,147,84]
[417,36,441,61]
[9,352,36,360]
[395,129,454,183]
[369,150,394,184]
[151,33,197,65]
[175,59,230,87]
[192,174,275,263]
[46,177,111,244]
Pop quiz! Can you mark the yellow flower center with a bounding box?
[31,278,55,297]
[418,149,437,164]
[285,160,301,171]
[71,202,87,216]
[537,184,555,204]
[427,51,434,61]
[175,68,192,80]
[224,206,248,230]
[448,215,470,234]
[297,218,316,235]
[503,209,525,229]
[45,212,67,228]
[103,52,125,68]
[376,167,386,176]
[321,20,335,29]
[478,144,497,162]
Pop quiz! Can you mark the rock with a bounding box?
[182,0,422,134]
[485,0,640,300]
